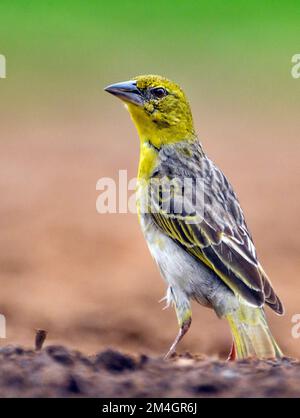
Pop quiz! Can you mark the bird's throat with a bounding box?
[127,103,196,150]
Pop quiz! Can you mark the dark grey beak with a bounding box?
[104,80,144,106]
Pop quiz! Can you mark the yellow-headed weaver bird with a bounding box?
[105,75,284,360]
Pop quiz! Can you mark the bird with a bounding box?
[105,75,284,360]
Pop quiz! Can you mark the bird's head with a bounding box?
[105,75,195,148]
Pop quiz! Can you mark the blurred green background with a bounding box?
[0,0,299,113]
[0,1,299,357]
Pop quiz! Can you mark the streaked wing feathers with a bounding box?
[149,145,283,314]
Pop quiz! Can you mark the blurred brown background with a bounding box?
[0,1,299,358]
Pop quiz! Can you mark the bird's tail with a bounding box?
[226,305,283,359]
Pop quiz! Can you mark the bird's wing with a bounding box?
[148,151,283,314]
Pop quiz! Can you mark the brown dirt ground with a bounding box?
[0,103,299,397]
[0,344,299,397]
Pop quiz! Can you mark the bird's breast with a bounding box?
[137,141,158,181]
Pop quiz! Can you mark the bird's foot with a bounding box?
[164,317,192,360]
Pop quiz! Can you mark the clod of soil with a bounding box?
[0,345,299,397]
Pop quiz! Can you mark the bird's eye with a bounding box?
[151,87,168,99]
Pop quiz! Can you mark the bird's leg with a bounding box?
[227,340,237,361]
[164,317,192,359]
[164,309,192,359]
